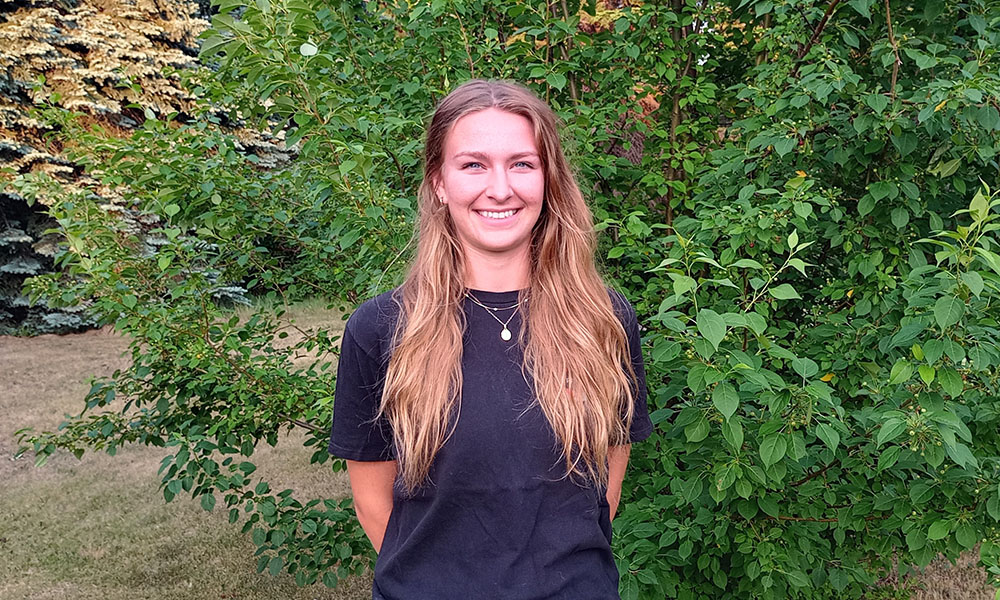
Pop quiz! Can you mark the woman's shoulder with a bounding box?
[605,287,638,324]
[344,288,402,349]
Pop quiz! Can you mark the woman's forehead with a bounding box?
[444,108,540,158]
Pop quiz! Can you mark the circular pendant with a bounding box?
[501,328,512,341]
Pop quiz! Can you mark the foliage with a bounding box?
[0,189,95,334]
[0,0,209,333]
[13,0,1000,598]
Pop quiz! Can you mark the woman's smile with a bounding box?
[476,208,519,220]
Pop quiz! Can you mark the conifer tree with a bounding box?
[0,0,207,333]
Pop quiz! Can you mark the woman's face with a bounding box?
[436,108,545,263]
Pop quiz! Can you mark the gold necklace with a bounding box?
[464,292,521,341]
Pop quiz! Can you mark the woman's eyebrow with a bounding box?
[453,151,540,161]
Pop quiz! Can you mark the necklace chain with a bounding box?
[464,292,520,341]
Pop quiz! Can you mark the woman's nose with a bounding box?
[486,169,513,202]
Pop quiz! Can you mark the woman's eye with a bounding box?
[513,161,535,169]
[462,162,484,169]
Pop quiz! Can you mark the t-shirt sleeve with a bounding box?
[328,308,396,461]
[617,294,653,444]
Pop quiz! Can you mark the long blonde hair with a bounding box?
[382,79,636,493]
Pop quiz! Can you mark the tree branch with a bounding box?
[885,0,901,98]
[791,0,844,77]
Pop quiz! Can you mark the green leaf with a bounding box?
[889,360,913,385]
[956,523,978,548]
[970,189,990,221]
[923,339,944,364]
[934,158,961,178]
[696,309,727,351]
[787,229,799,250]
[760,434,787,467]
[938,367,963,397]
[891,207,909,229]
[322,571,338,588]
[299,41,318,56]
[722,418,744,450]
[791,357,818,379]
[546,73,567,91]
[200,493,216,512]
[961,271,984,298]
[877,418,907,446]
[869,181,896,201]
[816,423,840,451]
[891,133,918,157]
[268,556,283,576]
[774,136,796,157]
[918,365,935,385]
[681,476,703,503]
[712,382,739,420]
[122,295,138,309]
[745,313,767,335]
[786,570,810,588]
[738,499,758,520]
[769,284,801,300]
[945,441,977,469]
[933,296,964,329]
[927,520,951,541]
[685,417,710,443]
[732,258,764,269]
[252,527,266,546]
[858,195,875,216]
[976,105,1000,131]
[672,274,697,296]
[987,493,1000,521]
[910,483,934,505]
[877,446,901,472]
[164,203,180,217]
[651,339,681,363]
[758,494,780,517]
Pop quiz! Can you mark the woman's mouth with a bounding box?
[476,209,518,220]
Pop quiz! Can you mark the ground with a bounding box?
[0,319,995,599]
[0,313,369,600]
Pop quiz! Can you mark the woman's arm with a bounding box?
[346,459,397,553]
[606,444,632,520]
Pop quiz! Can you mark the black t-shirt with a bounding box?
[329,288,652,600]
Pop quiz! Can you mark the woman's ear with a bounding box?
[433,179,446,204]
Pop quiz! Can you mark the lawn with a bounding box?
[0,303,369,600]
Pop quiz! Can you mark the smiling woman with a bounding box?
[435,108,545,283]
[328,79,651,600]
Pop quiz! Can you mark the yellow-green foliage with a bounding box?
[0,0,207,182]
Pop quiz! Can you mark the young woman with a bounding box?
[329,79,652,599]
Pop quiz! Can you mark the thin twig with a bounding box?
[790,0,844,78]
[885,0,901,99]
[558,0,579,102]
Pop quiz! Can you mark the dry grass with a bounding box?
[909,552,995,600]
[0,303,368,600]
[1,300,996,599]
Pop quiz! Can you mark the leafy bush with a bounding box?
[13,0,1000,598]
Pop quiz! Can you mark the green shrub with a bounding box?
[13,0,1000,598]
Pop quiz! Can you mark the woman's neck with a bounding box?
[462,246,531,292]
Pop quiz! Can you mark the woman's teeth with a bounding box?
[478,209,516,219]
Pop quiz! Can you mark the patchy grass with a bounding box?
[0,301,368,600]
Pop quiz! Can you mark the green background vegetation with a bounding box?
[8,0,1000,598]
